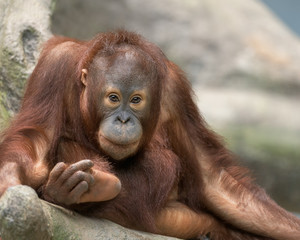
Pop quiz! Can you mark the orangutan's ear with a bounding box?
[81,69,88,86]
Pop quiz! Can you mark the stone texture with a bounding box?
[0,0,54,127]
[0,186,51,240]
[0,185,180,240]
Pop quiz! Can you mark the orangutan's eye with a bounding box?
[130,96,142,104]
[109,94,120,103]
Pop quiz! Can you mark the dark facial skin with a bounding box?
[86,50,153,160]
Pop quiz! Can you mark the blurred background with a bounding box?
[1,0,299,213]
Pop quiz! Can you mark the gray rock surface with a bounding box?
[0,186,51,240]
[0,185,180,240]
[0,0,54,127]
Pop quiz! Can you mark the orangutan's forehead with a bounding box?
[89,49,157,87]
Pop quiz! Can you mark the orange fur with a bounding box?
[0,31,299,240]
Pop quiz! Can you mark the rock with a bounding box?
[0,0,54,128]
[0,185,180,240]
[0,185,51,240]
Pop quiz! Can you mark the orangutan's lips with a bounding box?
[99,135,139,148]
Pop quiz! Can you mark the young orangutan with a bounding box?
[0,31,299,239]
